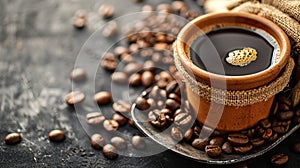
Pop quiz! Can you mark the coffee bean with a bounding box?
[4,133,21,145]
[101,53,117,71]
[262,128,273,139]
[192,138,209,150]
[90,133,105,149]
[48,129,65,142]
[141,71,154,87]
[166,80,180,96]
[73,18,85,29]
[291,141,300,153]
[156,71,174,89]
[129,73,142,87]
[277,96,292,107]
[256,125,265,136]
[272,121,290,134]
[222,142,233,154]
[193,125,202,137]
[246,128,256,138]
[156,3,173,13]
[143,60,156,72]
[135,97,150,111]
[102,144,118,160]
[251,138,265,147]
[114,46,129,56]
[99,4,114,19]
[233,144,253,154]
[228,133,249,146]
[86,112,105,125]
[141,5,153,12]
[259,118,271,129]
[147,98,156,107]
[112,100,131,113]
[152,52,162,63]
[103,120,119,132]
[124,63,143,75]
[174,113,192,127]
[268,132,278,142]
[183,128,193,141]
[271,153,288,166]
[278,111,294,120]
[128,117,136,128]
[171,127,183,141]
[110,136,127,150]
[149,112,167,128]
[70,68,86,82]
[131,135,146,149]
[94,91,112,105]
[65,91,85,105]
[205,144,222,157]
[112,113,127,126]
[171,1,188,13]
[120,53,135,64]
[165,99,180,112]
[111,72,128,84]
[102,21,118,38]
[210,137,224,146]
[271,101,279,116]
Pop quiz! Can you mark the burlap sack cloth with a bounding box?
[204,0,300,107]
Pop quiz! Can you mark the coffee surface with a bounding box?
[190,27,276,76]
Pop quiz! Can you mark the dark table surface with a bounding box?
[0,0,300,167]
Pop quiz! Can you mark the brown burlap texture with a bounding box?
[204,0,300,107]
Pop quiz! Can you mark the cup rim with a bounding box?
[175,12,291,87]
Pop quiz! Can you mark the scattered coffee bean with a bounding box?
[112,113,127,126]
[262,128,273,139]
[259,118,271,129]
[129,73,142,87]
[99,4,114,19]
[103,120,119,132]
[102,144,118,159]
[222,142,233,154]
[168,93,181,103]
[141,71,154,87]
[165,99,180,112]
[183,128,193,141]
[268,132,278,142]
[131,135,146,149]
[210,137,224,146]
[101,53,118,71]
[291,141,300,153]
[191,138,209,150]
[90,133,105,149]
[124,63,143,75]
[251,138,265,147]
[234,144,253,154]
[65,91,85,105]
[73,18,86,29]
[111,72,128,84]
[272,121,290,134]
[141,5,153,12]
[171,127,183,141]
[94,91,112,105]
[193,125,202,137]
[4,133,21,145]
[128,117,136,128]
[228,133,249,146]
[70,68,86,82]
[278,111,294,120]
[110,137,127,150]
[135,97,150,111]
[271,153,288,166]
[166,80,180,96]
[114,46,129,56]
[174,112,192,127]
[143,60,156,72]
[112,100,131,113]
[86,112,105,125]
[205,144,222,157]
[149,111,167,128]
[156,3,173,13]
[48,129,65,142]
[171,1,188,13]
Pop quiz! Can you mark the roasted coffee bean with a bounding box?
[193,125,202,137]
[94,91,112,105]
[268,132,278,142]
[152,52,162,63]
[165,99,180,112]
[131,135,146,149]
[171,1,188,13]
[222,142,233,154]
[251,138,265,147]
[183,128,193,141]
[135,97,150,111]
[168,93,181,103]
[156,3,173,13]
[99,4,114,19]
[111,72,128,84]
[173,109,185,118]
[101,53,117,71]
[120,53,135,64]
[141,5,153,12]
[291,141,300,153]
[228,133,249,146]
[112,113,127,126]
[103,120,119,132]
[65,91,85,105]
[210,137,224,146]
[246,128,256,138]
[150,113,167,128]
[156,71,174,88]
[166,80,180,96]
[112,100,131,113]
[110,137,127,150]
[174,113,192,127]
[86,112,105,125]
[90,133,105,149]
[259,118,271,129]
[48,129,65,142]
[171,127,183,141]
[4,133,21,145]
[143,60,156,72]
[255,125,265,136]
[128,117,136,128]
[272,121,290,134]
[192,138,209,150]
[102,21,118,38]
[205,144,222,157]
[233,144,253,154]
[102,144,118,160]
[141,71,154,87]
[124,63,143,75]
[262,128,273,139]
[279,103,290,111]
[147,98,156,107]
[129,73,142,87]
[70,68,86,82]
[278,96,292,107]
[278,111,294,120]
[73,18,85,29]
[114,46,129,56]
[271,153,288,166]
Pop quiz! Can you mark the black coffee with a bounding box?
[190,27,278,76]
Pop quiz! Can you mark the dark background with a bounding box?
[0,0,299,167]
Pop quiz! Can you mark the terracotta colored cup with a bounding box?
[174,12,290,132]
